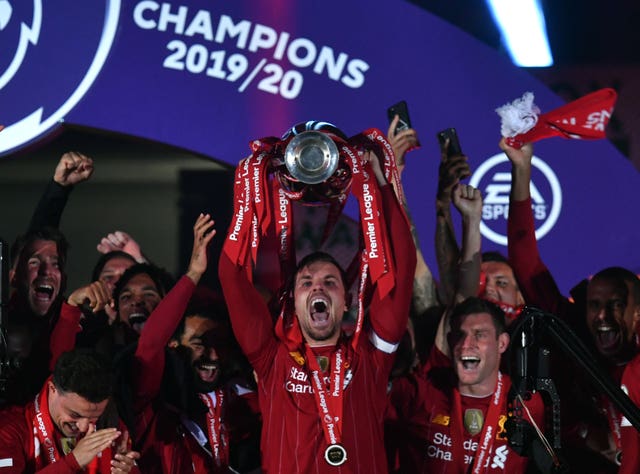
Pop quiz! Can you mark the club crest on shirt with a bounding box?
[464,409,484,436]
[316,356,329,372]
[60,437,76,455]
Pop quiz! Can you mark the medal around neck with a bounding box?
[324,443,347,466]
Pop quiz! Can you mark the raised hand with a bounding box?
[96,231,146,263]
[499,137,533,168]
[186,213,216,284]
[362,149,386,186]
[436,152,471,205]
[452,183,482,222]
[387,115,420,172]
[53,151,94,186]
[499,138,533,202]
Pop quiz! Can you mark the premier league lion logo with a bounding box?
[0,0,120,155]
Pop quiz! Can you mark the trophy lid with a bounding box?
[284,130,340,185]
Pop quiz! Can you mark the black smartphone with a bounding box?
[387,100,412,134]
[437,128,463,157]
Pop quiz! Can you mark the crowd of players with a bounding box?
[0,116,638,474]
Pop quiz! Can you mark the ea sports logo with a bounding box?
[469,153,562,246]
[0,0,120,156]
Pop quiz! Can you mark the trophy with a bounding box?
[270,121,353,205]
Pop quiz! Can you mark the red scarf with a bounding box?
[28,378,114,472]
[506,88,617,149]
[223,127,403,352]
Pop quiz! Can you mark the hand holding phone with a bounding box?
[437,128,463,157]
[387,100,412,134]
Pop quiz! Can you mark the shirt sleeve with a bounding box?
[132,275,196,411]
[507,197,569,316]
[619,358,640,473]
[48,303,82,371]
[0,408,80,474]
[218,251,278,376]
[28,180,72,231]
[368,185,417,347]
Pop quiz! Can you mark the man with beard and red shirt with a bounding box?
[219,150,416,473]
[124,214,260,473]
[503,138,640,471]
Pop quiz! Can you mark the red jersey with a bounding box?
[619,354,640,473]
[131,275,261,473]
[390,348,545,473]
[219,185,416,473]
[0,398,136,474]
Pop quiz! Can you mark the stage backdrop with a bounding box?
[1,0,638,294]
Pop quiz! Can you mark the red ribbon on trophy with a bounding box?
[223,121,402,351]
[496,88,618,149]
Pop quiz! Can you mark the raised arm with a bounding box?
[502,139,566,314]
[364,150,417,344]
[132,214,215,403]
[434,144,471,305]
[387,117,438,317]
[28,151,94,231]
[435,184,482,356]
[218,232,278,370]
[49,280,113,369]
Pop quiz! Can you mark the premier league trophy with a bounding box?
[221,120,404,468]
[224,118,402,317]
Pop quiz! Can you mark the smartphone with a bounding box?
[387,100,412,134]
[437,128,463,157]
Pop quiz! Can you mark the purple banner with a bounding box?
[1,0,638,294]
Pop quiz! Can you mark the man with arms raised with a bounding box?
[219,150,416,472]
[504,138,640,470]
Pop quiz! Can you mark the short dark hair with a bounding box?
[52,349,113,403]
[481,251,508,264]
[293,251,347,288]
[91,251,137,282]
[591,267,640,304]
[449,296,507,336]
[113,263,173,311]
[11,226,69,270]
[172,299,229,343]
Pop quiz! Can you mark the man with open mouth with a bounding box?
[392,297,545,473]
[9,227,67,321]
[503,138,640,471]
[220,148,416,473]
[124,214,261,473]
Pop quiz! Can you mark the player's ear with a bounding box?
[498,332,510,354]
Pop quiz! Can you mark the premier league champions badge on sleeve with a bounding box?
[0,0,120,156]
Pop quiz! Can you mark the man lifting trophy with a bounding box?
[219,120,416,473]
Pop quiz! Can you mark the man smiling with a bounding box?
[127,214,261,473]
[392,297,544,473]
[9,227,67,320]
[0,349,139,473]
